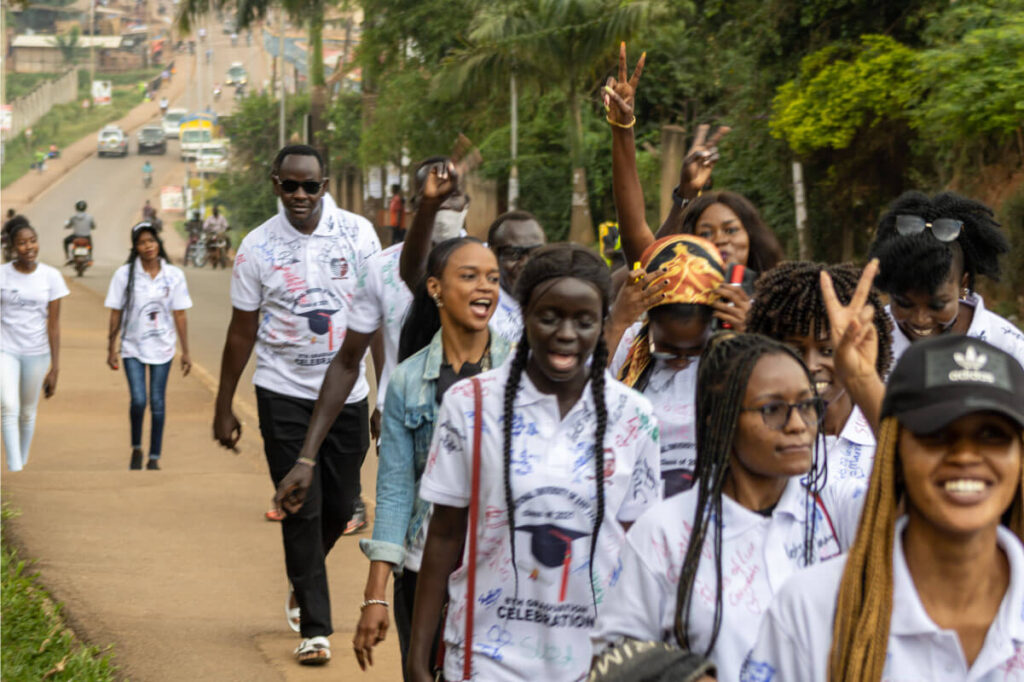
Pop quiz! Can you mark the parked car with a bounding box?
[136,125,167,154]
[162,108,187,138]
[196,141,229,174]
[225,62,247,86]
[97,125,128,157]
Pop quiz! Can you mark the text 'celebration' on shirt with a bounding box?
[741,517,1024,682]
[1,262,69,356]
[104,259,192,365]
[347,241,413,410]
[230,193,381,401]
[591,475,865,682]
[419,360,662,682]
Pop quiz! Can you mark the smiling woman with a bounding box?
[742,273,1024,681]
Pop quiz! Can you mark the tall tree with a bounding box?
[445,0,656,244]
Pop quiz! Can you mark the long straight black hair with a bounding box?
[398,236,485,362]
[119,222,171,340]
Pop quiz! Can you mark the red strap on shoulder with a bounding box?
[463,377,484,680]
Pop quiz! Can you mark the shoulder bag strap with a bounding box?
[462,377,484,680]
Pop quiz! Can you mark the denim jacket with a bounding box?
[359,327,511,571]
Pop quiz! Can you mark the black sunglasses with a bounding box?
[274,175,327,195]
[496,244,543,262]
[894,214,963,242]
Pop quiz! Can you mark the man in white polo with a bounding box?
[213,144,380,666]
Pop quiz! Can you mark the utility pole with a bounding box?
[792,160,809,260]
[89,0,96,103]
[508,72,519,210]
[278,8,285,148]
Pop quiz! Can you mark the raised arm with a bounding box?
[605,43,652,265]
[398,161,458,291]
[655,124,730,239]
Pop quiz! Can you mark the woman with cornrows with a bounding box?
[1,219,68,471]
[747,261,893,482]
[407,244,661,682]
[105,222,192,470]
[592,332,865,682]
[350,237,512,676]
[869,190,1023,367]
[742,262,1024,681]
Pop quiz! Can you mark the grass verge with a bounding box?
[1,506,117,681]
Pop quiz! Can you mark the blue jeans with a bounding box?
[1,351,51,472]
[123,357,171,459]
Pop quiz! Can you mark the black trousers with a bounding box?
[256,386,369,638]
[394,569,443,681]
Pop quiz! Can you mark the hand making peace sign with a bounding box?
[679,123,731,197]
[821,259,881,391]
[604,42,646,128]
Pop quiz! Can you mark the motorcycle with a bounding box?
[70,237,92,277]
[206,232,229,269]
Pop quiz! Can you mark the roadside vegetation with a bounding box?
[1,67,162,189]
[1,506,117,681]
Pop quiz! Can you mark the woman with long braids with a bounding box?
[407,244,661,682]
[592,332,865,682]
[742,262,1024,680]
[1,220,68,471]
[611,234,725,497]
[351,237,511,676]
[105,222,192,470]
[748,261,893,482]
[869,190,1023,366]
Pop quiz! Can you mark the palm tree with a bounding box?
[447,0,656,244]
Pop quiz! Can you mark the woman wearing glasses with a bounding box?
[869,191,1023,366]
[591,332,865,682]
[611,234,725,498]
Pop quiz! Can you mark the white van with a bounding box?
[162,108,187,138]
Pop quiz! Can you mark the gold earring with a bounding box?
[432,293,443,308]
[961,287,969,299]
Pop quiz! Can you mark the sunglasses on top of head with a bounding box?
[273,175,327,195]
[894,214,963,242]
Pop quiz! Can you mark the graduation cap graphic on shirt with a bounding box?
[291,288,341,335]
[516,523,590,602]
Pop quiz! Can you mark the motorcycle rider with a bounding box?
[184,210,204,264]
[203,206,230,248]
[159,97,169,115]
[142,160,154,187]
[63,200,95,264]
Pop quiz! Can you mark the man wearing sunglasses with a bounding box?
[214,144,382,666]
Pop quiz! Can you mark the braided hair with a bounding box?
[120,222,171,341]
[673,332,825,654]
[870,190,1009,294]
[748,261,894,377]
[398,237,485,361]
[501,244,611,617]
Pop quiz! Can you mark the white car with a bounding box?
[162,108,187,138]
[196,142,228,174]
[97,125,128,157]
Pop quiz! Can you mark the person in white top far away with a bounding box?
[742,261,1024,682]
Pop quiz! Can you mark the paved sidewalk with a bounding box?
[1,280,403,680]
[4,59,192,208]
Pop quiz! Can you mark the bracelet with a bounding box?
[296,456,316,467]
[361,599,389,610]
[606,115,636,129]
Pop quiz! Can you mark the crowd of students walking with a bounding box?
[2,41,1023,682]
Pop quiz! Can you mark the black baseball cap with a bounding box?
[881,335,1024,434]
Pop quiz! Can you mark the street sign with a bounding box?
[91,80,113,106]
[160,186,185,212]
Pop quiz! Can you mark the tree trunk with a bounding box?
[567,87,594,245]
[308,4,327,173]
[792,160,810,260]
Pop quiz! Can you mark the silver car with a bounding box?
[97,125,128,157]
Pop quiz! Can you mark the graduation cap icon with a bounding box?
[516,523,589,602]
[297,309,338,335]
[662,469,695,498]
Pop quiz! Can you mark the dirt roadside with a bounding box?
[1,282,403,680]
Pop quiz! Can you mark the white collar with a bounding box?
[719,475,810,540]
[890,516,1024,642]
[836,405,875,447]
[505,358,597,416]
[275,192,340,238]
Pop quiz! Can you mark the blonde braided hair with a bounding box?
[829,417,1024,681]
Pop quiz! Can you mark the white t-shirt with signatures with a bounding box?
[231,193,381,401]
[591,475,866,682]
[104,259,192,365]
[490,287,524,346]
[420,360,662,682]
[347,241,413,410]
[1,262,69,356]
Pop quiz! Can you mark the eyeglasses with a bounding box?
[895,214,963,242]
[496,244,543,262]
[273,175,326,195]
[648,335,703,363]
[740,397,824,431]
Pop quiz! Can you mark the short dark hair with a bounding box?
[391,183,401,194]
[870,190,1008,293]
[678,191,784,273]
[487,210,542,245]
[271,144,324,176]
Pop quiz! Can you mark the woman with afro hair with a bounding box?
[869,190,1023,367]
